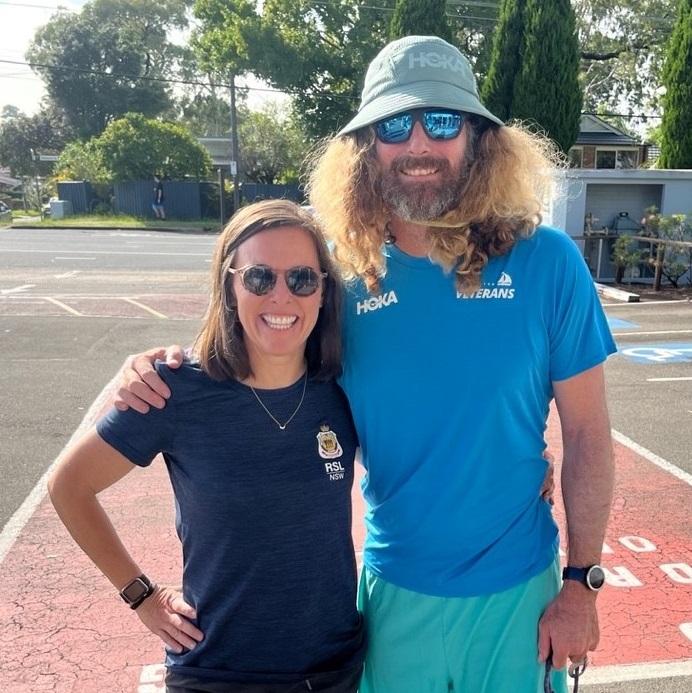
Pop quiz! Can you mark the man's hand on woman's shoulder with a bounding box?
[113,345,185,413]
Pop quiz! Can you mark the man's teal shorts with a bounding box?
[357,557,567,693]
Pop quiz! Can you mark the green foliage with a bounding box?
[389,0,453,42]
[54,141,109,184]
[90,113,211,182]
[27,0,190,139]
[611,234,646,281]
[175,90,234,137]
[659,0,692,168]
[575,0,676,120]
[237,104,309,184]
[0,108,68,177]
[511,0,583,152]
[641,206,692,286]
[192,0,392,138]
[480,0,527,122]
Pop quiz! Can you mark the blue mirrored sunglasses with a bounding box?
[375,109,465,144]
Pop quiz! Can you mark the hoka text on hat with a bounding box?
[409,52,466,72]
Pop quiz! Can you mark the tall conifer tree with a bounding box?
[659,0,692,169]
[480,0,527,122]
[390,0,453,42]
[510,0,582,153]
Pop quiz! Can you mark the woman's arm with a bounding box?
[48,427,204,652]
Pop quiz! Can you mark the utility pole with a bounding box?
[230,71,240,213]
[29,149,43,219]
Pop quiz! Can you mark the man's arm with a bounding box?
[538,363,615,669]
[112,345,185,413]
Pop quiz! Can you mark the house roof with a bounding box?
[0,168,21,188]
[197,137,232,167]
[575,114,639,147]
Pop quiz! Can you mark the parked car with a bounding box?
[0,200,12,226]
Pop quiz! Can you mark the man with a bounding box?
[152,174,165,219]
[116,36,615,693]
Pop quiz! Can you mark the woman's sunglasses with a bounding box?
[375,109,466,144]
[229,264,327,297]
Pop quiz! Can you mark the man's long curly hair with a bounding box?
[305,118,566,295]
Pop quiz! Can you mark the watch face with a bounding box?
[586,565,606,590]
[122,578,148,602]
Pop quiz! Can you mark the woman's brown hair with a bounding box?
[192,199,342,382]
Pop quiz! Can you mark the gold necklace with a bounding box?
[249,371,308,430]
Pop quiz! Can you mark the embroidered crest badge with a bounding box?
[317,424,343,459]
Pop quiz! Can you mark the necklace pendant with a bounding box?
[249,371,308,431]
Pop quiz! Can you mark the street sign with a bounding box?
[230,161,237,176]
[38,154,59,162]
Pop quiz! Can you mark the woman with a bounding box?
[48,200,365,693]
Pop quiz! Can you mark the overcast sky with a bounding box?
[0,0,87,116]
[0,0,285,121]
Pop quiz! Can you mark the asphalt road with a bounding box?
[1,226,691,693]
[1,227,214,531]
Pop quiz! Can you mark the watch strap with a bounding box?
[562,565,605,591]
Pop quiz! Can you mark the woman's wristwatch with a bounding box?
[119,574,156,609]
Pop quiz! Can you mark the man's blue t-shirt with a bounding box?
[97,362,364,683]
[339,226,617,597]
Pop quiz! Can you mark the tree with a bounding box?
[1,105,21,120]
[87,113,211,181]
[641,206,692,287]
[659,0,692,168]
[189,0,681,140]
[507,0,583,152]
[575,0,676,124]
[237,104,308,184]
[54,141,110,184]
[0,109,68,177]
[390,0,453,42]
[27,0,190,139]
[481,0,527,122]
[192,0,392,139]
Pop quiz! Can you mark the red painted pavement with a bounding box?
[2,410,691,691]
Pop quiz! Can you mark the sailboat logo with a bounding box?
[497,272,512,287]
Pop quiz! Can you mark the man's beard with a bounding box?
[380,155,466,222]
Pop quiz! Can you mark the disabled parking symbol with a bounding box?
[618,343,692,363]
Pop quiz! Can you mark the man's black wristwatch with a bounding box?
[562,565,606,592]
[119,574,156,609]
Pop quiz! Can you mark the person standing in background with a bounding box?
[152,174,166,219]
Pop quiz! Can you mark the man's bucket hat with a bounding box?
[339,35,504,136]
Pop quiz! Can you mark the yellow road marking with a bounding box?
[44,297,83,316]
[121,297,167,319]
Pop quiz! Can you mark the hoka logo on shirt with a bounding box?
[356,290,399,315]
[457,272,515,300]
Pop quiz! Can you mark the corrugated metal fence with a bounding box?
[55,180,304,220]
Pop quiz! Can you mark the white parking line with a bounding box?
[0,375,116,565]
[613,329,692,337]
[585,659,692,684]
[612,429,692,487]
[647,377,692,382]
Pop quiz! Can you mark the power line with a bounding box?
[0,57,360,101]
[0,1,74,9]
[0,64,664,121]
